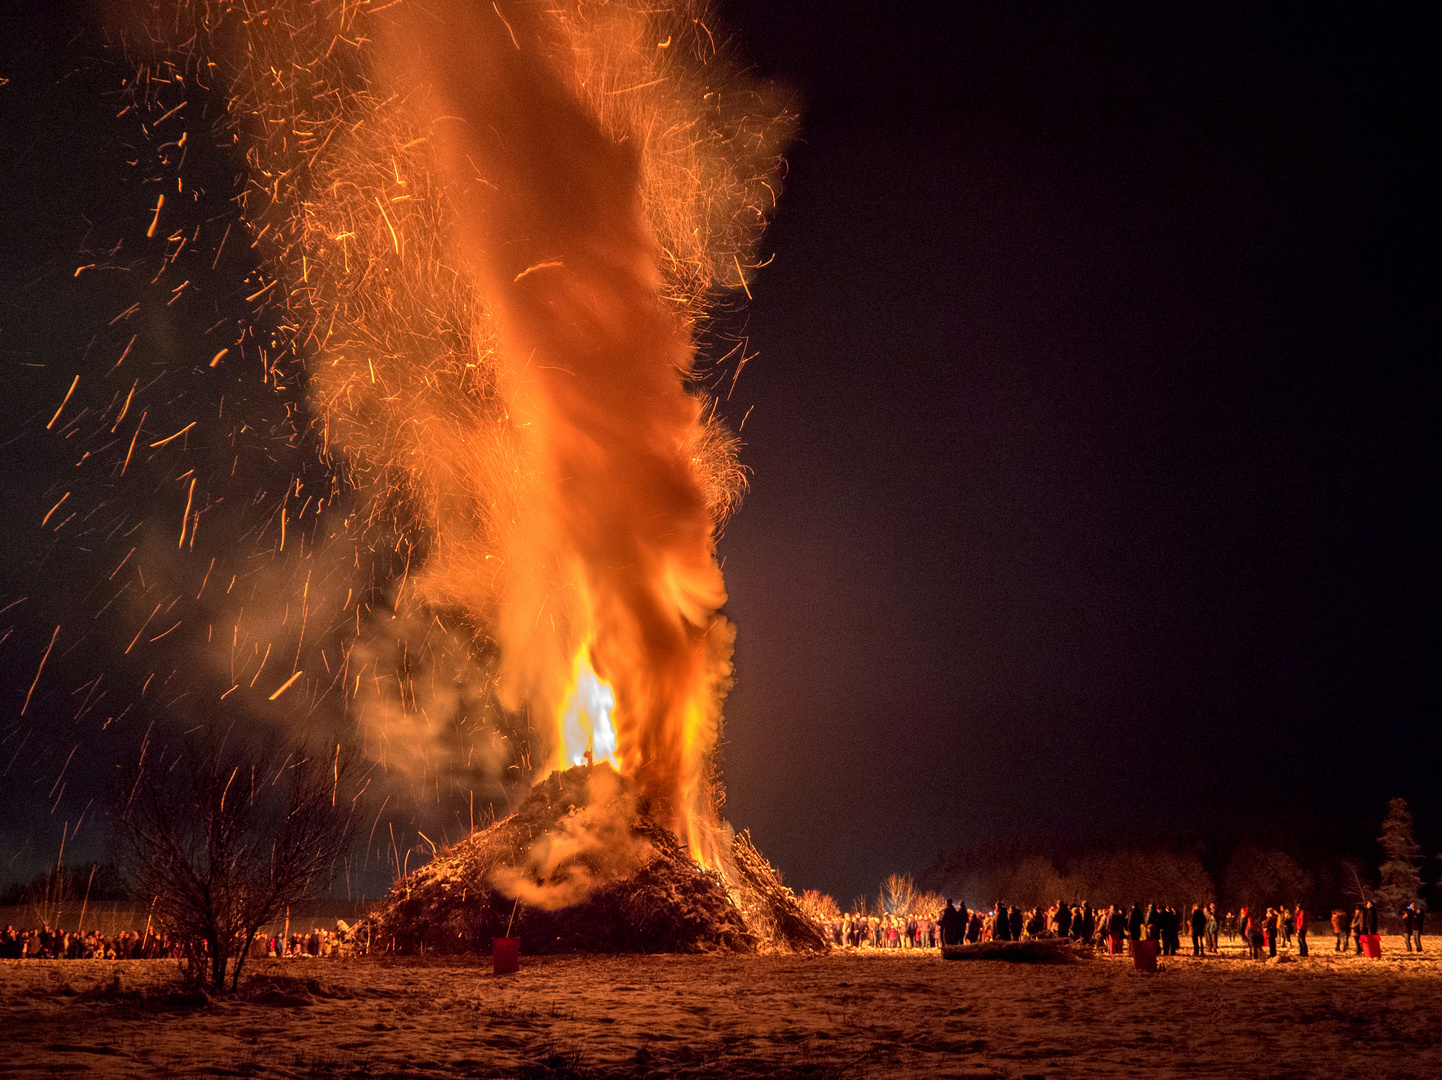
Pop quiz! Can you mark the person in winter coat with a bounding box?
[1190,905,1207,956]
[1145,904,1163,943]
[1359,902,1379,952]
[1246,910,1264,960]
[1332,908,1351,952]
[1108,906,1127,952]
[939,900,963,946]
[1127,903,1144,943]
[1295,906,1308,957]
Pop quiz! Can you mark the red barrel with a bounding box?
[1360,934,1382,959]
[1131,939,1159,972]
[492,936,520,975]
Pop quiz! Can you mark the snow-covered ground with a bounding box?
[2,939,1438,1077]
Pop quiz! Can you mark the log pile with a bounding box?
[357,764,828,955]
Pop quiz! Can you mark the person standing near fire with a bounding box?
[1190,904,1207,956]
[1127,902,1143,943]
[939,899,962,946]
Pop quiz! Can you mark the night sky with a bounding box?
[2,1,1437,905]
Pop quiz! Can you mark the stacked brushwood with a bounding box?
[356,765,829,955]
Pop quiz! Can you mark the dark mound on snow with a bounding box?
[360,764,828,955]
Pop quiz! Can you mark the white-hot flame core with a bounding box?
[560,653,618,768]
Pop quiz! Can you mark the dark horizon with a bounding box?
[1,0,1437,907]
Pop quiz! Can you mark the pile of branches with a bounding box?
[728,830,830,952]
[358,765,827,955]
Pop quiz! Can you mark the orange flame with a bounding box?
[134,0,792,872]
[377,0,749,864]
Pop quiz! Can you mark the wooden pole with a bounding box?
[141,896,156,955]
[76,865,97,935]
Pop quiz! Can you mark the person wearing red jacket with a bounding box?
[1295,906,1308,957]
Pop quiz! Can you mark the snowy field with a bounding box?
[2,938,1439,1078]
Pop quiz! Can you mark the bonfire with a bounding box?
[360,764,828,955]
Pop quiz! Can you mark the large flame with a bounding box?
[120,0,791,871]
[559,648,618,771]
[375,0,748,865]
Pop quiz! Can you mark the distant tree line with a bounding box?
[921,846,1214,914]
[915,797,1433,930]
[0,862,132,908]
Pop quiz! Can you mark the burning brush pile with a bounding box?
[118,0,809,957]
[361,764,827,955]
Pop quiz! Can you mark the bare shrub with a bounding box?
[913,890,946,917]
[112,737,361,993]
[797,889,840,921]
[881,873,916,916]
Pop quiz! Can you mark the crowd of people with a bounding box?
[1325,902,1426,953]
[4,902,1426,962]
[0,923,346,961]
[0,926,180,960]
[817,898,1427,959]
[820,912,943,949]
[926,901,1228,955]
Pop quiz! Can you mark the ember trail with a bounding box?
[98,0,802,948]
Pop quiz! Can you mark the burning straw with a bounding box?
[112,0,794,880]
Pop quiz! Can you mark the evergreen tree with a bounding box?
[1377,797,1422,929]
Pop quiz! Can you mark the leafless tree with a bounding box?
[881,873,917,917]
[112,736,362,993]
[1341,859,1375,907]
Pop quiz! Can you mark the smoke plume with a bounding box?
[104,0,793,868]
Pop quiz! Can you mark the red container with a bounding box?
[1360,934,1382,959]
[492,936,520,975]
[1108,935,1124,955]
[1131,939,1159,972]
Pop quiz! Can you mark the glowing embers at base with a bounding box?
[559,648,618,769]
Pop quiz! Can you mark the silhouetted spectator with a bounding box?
[1333,908,1351,952]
